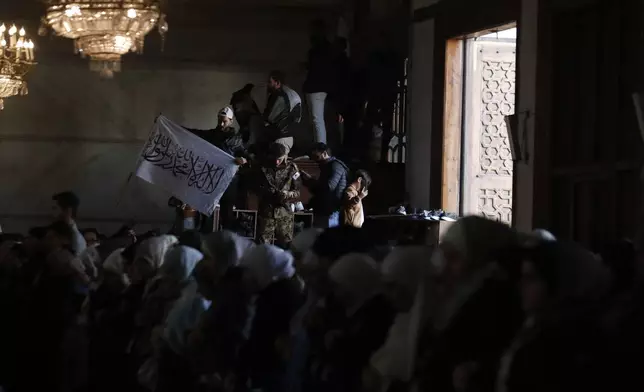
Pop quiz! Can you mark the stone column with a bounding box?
[406,3,437,209]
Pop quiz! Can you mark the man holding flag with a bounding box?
[170,107,249,233]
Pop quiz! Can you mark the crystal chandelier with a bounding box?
[0,24,36,110]
[41,0,168,78]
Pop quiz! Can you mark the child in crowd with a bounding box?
[342,170,371,228]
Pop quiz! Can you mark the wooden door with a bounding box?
[462,39,516,223]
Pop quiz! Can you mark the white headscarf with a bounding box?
[102,247,130,286]
[434,216,518,331]
[371,246,434,383]
[328,253,381,316]
[288,228,324,334]
[135,235,179,270]
[163,281,212,356]
[201,231,254,269]
[532,229,557,242]
[291,228,323,257]
[160,245,204,283]
[103,248,126,275]
[495,241,611,392]
[381,247,432,296]
[240,244,296,291]
[439,216,517,266]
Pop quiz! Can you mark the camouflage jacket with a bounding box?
[252,161,301,217]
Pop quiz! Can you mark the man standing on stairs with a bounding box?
[263,70,302,155]
[304,19,333,144]
[176,106,248,233]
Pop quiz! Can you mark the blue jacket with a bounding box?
[304,157,349,215]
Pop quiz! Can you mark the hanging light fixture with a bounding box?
[0,23,36,110]
[40,0,168,78]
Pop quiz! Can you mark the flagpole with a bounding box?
[117,114,161,209]
[115,172,133,208]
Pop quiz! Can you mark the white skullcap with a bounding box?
[219,106,234,120]
[532,229,557,242]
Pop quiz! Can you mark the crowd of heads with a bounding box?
[0,209,643,392]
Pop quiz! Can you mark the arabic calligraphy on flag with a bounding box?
[134,115,238,215]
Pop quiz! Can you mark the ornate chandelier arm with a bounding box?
[0,22,36,110]
[40,0,167,77]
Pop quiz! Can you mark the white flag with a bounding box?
[135,115,238,215]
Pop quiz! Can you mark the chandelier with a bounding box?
[0,24,36,110]
[40,0,168,78]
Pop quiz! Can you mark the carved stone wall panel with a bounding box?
[478,187,512,223]
[462,40,516,224]
[479,58,515,177]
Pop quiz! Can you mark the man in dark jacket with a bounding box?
[263,70,302,155]
[172,107,248,233]
[302,143,349,228]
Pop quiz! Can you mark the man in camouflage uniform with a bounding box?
[251,143,301,248]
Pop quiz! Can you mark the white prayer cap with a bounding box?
[532,228,557,242]
[219,106,234,120]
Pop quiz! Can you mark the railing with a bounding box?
[387,57,408,163]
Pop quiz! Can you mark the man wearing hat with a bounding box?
[174,106,249,233]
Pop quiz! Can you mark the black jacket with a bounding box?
[303,40,333,94]
[264,86,302,139]
[184,126,248,158]
[304,157,349,215]
[331,52,352,115]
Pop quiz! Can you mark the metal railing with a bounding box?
[387,57,408,163]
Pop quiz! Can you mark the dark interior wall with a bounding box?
[539,0,643,249]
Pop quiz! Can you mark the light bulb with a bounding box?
[9,25,17,35]
[127,9,137,18]
[16,40,23,48]
[19,27,26,37]
[114,35,128,47]
[0,24,5,33]
[27,40,34,49]
[0,40,6,47]
[65,5,81,17]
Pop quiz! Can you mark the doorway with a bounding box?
[442,26,517,224]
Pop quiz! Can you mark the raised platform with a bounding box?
[245,159,405,216]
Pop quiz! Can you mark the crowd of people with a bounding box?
[227,19,402,164]
[174,99,369,248]
[1,199,644,392]
[164,17,397,243]
[0,18,641,392]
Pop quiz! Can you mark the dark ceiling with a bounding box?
[0,0,344,70]
[0,0,343,24]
